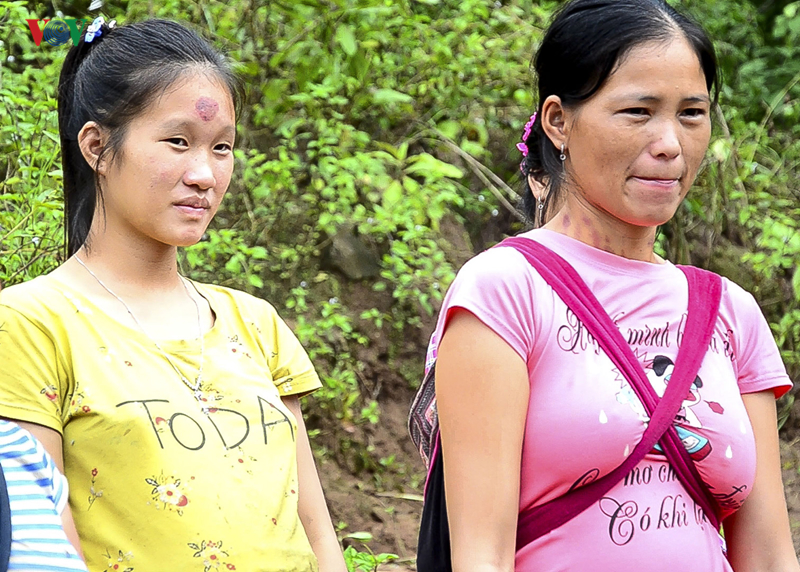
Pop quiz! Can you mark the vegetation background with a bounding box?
[2,0,800,568]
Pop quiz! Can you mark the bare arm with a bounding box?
[60,502,83,557]
[723,391,800,571]
[282,396,347,572]
[436,310,530,572]
[11,420,84,559]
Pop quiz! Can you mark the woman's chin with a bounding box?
[163,232,207,249]
[619,203,682,229]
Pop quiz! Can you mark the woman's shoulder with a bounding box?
[1,273,60,299]
[454,242,537,290]
[718,274,757,303]
[0,274,66,322]
[441,244,543,321]
[717,274,768,326]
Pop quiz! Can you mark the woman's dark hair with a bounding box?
[58,19,242,256]
[519,0,719,223]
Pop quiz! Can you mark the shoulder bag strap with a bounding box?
[497,237,722,549]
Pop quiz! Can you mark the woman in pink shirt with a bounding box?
[428,0,799,570]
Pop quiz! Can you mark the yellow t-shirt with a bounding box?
[0,274,322,572]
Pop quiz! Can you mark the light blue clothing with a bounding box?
[0,421,87,571]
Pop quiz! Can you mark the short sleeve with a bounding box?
[267,311,322,397]
[0,422,65,510]
[0,303,67,432]
[25,430,68,513]
[433,247,538,363]
[724,280,792,398]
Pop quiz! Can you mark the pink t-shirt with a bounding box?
[427,229,791,572]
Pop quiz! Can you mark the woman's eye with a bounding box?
[681,108,707,118]
[165,138,188,147]
[214,143,233,153]
[623,108,649,117]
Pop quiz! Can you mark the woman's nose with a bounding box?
[650,120,682,160]
[183,151,217,190]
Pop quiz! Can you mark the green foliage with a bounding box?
[341,534,398,572]
[0,0,65,284]
[343,545,398,572]
[292,296,372,428]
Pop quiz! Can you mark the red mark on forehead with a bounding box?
[195,97,219,122]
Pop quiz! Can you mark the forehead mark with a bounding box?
[195,97,219,122]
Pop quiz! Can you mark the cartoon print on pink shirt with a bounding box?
[616,354,714,462]
[647,356,711,461]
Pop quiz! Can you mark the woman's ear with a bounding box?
[540,95,568,153]
[77,122,108,175]
[527,174,546,201]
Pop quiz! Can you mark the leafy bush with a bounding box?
[1,0,64,284]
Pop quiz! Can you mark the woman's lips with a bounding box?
[174,204,207,217]
[173,196,210,218]
[630,176,680,189]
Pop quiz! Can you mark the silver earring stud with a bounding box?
[536,195,545,228]
[559,143,566,162]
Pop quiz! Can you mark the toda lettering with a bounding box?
[116,395,294,451]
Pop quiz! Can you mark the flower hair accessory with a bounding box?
[517,112,537,172]
[85,16,113,43]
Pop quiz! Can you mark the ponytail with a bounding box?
[58,25,105,257]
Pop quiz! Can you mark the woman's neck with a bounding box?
[68,226,183,294]
[545,196,661,263]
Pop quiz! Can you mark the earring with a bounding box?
[559,143,566,162]
[536,194,545,228]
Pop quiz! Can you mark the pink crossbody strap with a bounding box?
[498,237,723,550]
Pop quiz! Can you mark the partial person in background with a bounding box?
[0,17,345,572]
[423,0,800,570]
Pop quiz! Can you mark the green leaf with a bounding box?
[371,88,413,106]
[437,120,461,140]
[343,531,373,541]
[335,25,357,56]
[405,153,464,179]
[382,180,402,206]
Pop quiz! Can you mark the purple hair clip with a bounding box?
[517,112,537,172]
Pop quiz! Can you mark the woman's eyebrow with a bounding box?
[159,119,195,132]
[684,95,711,104]
[609,94,711,104]
[159,119,236,137]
